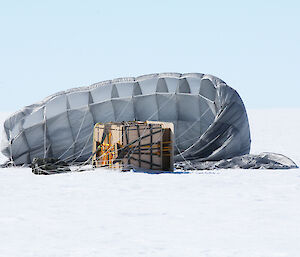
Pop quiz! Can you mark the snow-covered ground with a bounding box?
[0,109,300,257]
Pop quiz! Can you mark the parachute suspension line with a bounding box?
[33,122,96,171]
[80,99,133,167]
[82,99,133,166]
[174,109,216,148]
[64,129,96,164]
[70,98,131,167]
[66,124,163,172]
[49,132,94,164]
[57,94,175,171]
[74,145,116,172]
[174,135,204,148]
[45,123,117,169]
[58,107,89,160]
[36,98,132,169]
[44,143,52,157]
[34,126,98,172]
[124,125,130,165]
[64,122,114,165]
[72,127,114,172]
[150,124,153,169]
[87,96,164,171]
[32,121,166,172]
[172,106,213,171]
[68,117,107,165]
[136,123,141,167]
[43,106,47,159]
[175,106,211,140]
[9,130,14,165]
[33,93,174,170]
[40,105,113,166]
[39,93,200,172]
[69,124,94,164]
[177,106,214,156]
[173,140,197,170]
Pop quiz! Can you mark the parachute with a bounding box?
[1,73,251,165]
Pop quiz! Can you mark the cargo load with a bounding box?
[92,121,174,171]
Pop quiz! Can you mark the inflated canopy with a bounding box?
[1,73,251,165]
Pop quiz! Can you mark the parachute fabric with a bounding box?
[1,73,251,165]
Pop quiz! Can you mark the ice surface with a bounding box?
[0,109,300,257]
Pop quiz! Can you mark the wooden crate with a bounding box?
[92,121,174,171]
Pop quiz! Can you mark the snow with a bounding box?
[0,109,300,257]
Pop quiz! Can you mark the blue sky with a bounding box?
[0,0,299,111]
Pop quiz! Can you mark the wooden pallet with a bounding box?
[92,121,174,171]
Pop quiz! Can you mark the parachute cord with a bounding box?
[74,94,173,172]
[9,130,14,165]
[36,94,180,172]
[36,93,204,173]
[55,133,93,163]
[32,130,95,171]
[173,140,197,171]
[36,98,122,168]
[148,93,199,171]
[68,127,94,164]
[58,108,88,160]
[174,135,204,149]
[175,106,211,140]
[43,107,47,159]
[36,123,177,173]
[172,107,214,171]
[36,92,174,169]
[33,131,108,171]
[175,107,215,163]
[44,143,52,157]
[70,98,132,167]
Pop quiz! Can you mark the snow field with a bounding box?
[0,109,300,257]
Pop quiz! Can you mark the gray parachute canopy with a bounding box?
[1,73,251,165]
